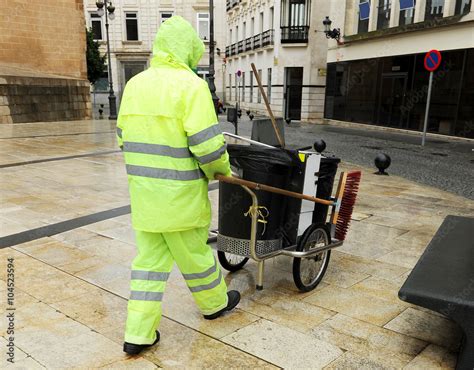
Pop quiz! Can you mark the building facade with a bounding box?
[84,0,226,112]
[225,0,329,122]
[325,0,474,138]
[0,0,91,123]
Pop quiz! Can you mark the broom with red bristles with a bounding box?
[331,171,362,241]
[215,170,361,241]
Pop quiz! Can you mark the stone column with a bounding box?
[414,0,426,22]
[368,0,378,31]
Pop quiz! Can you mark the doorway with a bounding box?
[377,73,408,128]
[284,67,303,120]
[120,61,147,99]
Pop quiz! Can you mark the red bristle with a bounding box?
[335,171,362,241]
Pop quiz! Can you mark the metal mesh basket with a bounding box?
[217,234,282,257]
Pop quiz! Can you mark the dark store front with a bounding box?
[324,48,474,138]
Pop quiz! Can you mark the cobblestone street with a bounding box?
[220,116,474,200]
[1,120,473,368]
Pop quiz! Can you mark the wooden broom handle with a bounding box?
[215,174,334,206]
[251,63,285,148]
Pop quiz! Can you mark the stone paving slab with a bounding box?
[0,120,473,368]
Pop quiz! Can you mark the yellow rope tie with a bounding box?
[244,205,269,235]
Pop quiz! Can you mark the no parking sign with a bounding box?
[424,49,442,72]
[421,49,442,146]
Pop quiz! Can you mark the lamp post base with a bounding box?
[108,94,117,120]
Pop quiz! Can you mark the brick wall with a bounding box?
[0,76,91,123]
[0,0,87,79]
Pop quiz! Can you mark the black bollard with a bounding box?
[249,113,254,121]
[285,118,291,125]
[313,139,326,153]
[237,109,242,118]
[246,110,251,116]
[374,153,391,175]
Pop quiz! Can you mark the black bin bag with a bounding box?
[218,144,301,243]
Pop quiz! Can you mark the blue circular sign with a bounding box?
[424,50,442,72]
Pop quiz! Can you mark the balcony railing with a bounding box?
[262,29,274,47]
[237,40,244,53]
[281,26,309,43]
[244,37,253,52]
[225,29,275,58]
[253,33,262,49]
[226,0,241,11]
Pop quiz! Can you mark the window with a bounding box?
[236,25,239,42]
[358,1,370,33]
[281,0,309,27]
[399,0,415,25]
[267,68,272,101]
[90,13,103,40]
[197,13,210,40]
[425,0,444,21]
[281,0,310,42]
[93,71,108,92]
[250,71,254,103]
[260,12,264,33]
[270,7,274,29]
[197,67,209,82]
[234,74,238,101]
[250,18,254,36]
[125,13,139,40]
[455,0,471,15]
[229,29,232,45]
[160,12,173,23]
[377,0,391,30]
[242,72,245,102]
[257,69,262,103]
[243,22,246,40]
[229,74,232,100]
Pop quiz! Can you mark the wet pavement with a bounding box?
[0,119,473,368]
[220,116,474,200]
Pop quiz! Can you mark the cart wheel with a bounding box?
[218,251,249,272]
[293,224,331,292]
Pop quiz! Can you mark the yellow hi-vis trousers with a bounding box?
[124,227,228,345]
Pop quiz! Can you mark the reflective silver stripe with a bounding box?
[182,262,217,280]
[195,144,227,165]
[126,164,204,181]
[188,124,221,146]
[123,142,192,159]
[188,270,223,293]
[117,127,123,138]
[131,270,170,281]
[130,291,163,301]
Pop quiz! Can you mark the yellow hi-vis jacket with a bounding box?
[117,16,231,233]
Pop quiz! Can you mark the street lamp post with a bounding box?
[96,1,117,120]
[208,0,219,114]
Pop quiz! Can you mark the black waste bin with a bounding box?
[218,144,301,256]
[278,156,341,246]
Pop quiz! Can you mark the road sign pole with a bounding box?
[421,71,434,146]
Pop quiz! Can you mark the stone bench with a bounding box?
[399,215,474,369]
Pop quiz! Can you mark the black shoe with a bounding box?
[123,331,160,355]
[203,291,241,320]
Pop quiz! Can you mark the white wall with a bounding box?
[225,0,329,122]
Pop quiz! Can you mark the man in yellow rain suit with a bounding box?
[117,16,240,355]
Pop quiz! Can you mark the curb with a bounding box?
[319,119,474,144]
